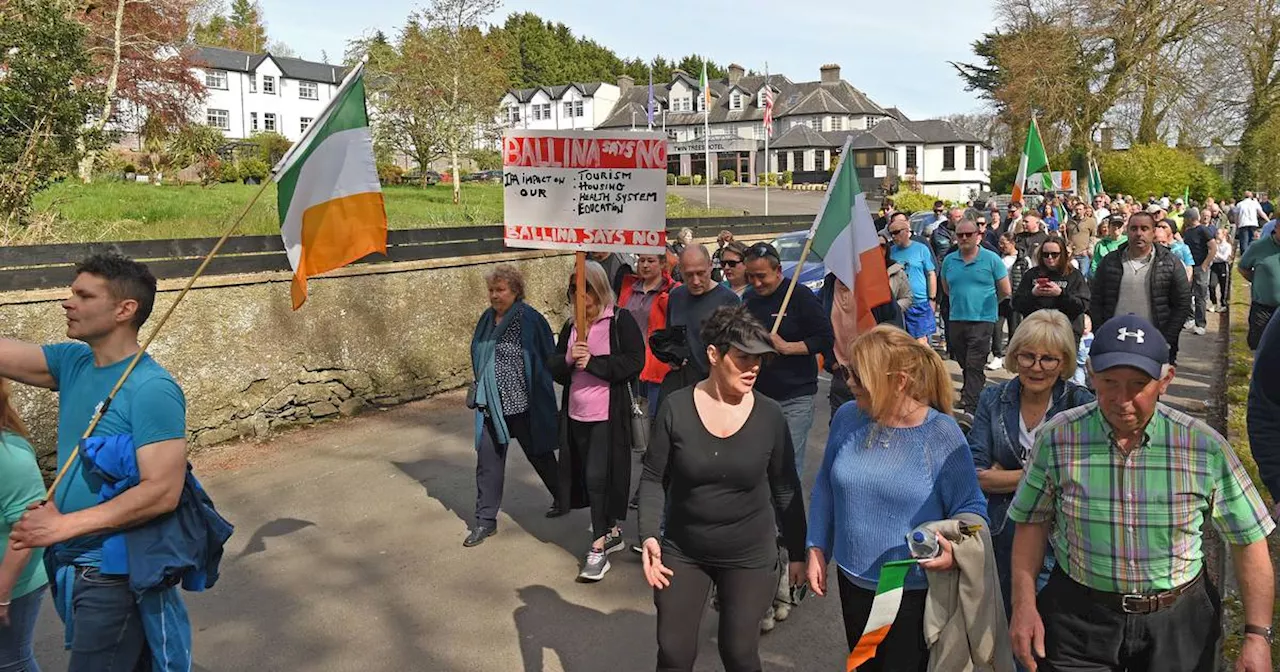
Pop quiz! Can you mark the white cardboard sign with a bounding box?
[502,130,669,254]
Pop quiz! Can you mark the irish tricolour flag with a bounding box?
[274,61,388,309]
[846,559,917,671]
[810,137,891,354]
[1011,117,1051,205]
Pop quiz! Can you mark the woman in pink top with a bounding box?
[550,260,645,582]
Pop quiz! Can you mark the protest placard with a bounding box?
[502,130,669,254]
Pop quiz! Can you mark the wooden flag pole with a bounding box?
[769,235,815,335]
[573,252,588,337]
[43,177,275,502]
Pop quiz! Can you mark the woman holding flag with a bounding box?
[806,326,988,671]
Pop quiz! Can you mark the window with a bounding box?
[250,112,258,133]
[298,81,318,100]
[205,70,227,89]
[532,103,550,121]
[264,112,276,132]
[905,145,917,171]
[249,75,257,93]
[563,101,574,118]
[677,97,692,112]
[506,106,520,124]
[206,108,229,130]
[943,146,956,171]
[730,92,743,110]
[836,117,845,131]
[262,75,275,94]
[573,100,583,117]
[866,116,880,128]
[696,94,706,112]
[757,88,768,107]
[965,145,976,170]
[300,117,313,134]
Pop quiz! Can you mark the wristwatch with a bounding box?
[1244,624,1274,643]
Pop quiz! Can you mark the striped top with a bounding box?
[1008,402,1275,593]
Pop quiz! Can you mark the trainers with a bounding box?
[986,356,1004,371]
[1184,319,1195,330]
[760,607,776,633]
[602,530,625,556]
[1194,326,1207,335]
[578,549,610,581]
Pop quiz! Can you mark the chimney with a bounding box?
[617,75,634,93]
[820,63,841,84]
[728,63,744,86]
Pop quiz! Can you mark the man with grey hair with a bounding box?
[1009,314,1275,672]
[662,244,739,389]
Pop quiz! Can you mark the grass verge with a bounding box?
[23,181,736,243]
[1220,272,1279,663]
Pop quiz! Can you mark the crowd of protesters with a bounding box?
[1,184,1277,672]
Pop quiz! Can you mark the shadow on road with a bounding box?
[513,585,653,672]
[392,456,582,559]
[235,517,317,559]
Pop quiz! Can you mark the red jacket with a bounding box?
[617,273,678,384]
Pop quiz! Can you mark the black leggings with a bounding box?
[567,418,613,542]
[838,570,929,672]
[1209,261,1230,306]
[654,552,776,672]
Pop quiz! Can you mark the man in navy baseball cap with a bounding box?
[1088,313,1170,380]
[1009,311,1277,672]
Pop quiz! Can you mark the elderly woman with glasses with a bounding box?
[1012,236,1091,343]
[807,326,988,670]
[968,309,1093,624]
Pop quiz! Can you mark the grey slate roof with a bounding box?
[770,124,834,149]
[901,119,985,145]
[868,118,924,144]
[884,107,910,123]
[192,45,347,83]
[506,82,610,103]
[597,68,887,129]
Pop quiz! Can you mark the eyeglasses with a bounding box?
[1016,352,1063,371]
[747,242,780,262]
[956,231,979,239]
[1041,251,1062,259]
[889,227,910,236]
[721,259,741,268]
[977,220,988,226]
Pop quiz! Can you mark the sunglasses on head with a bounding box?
[747,242,780,261]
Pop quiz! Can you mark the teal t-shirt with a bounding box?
[1239,235,1280,306]
[0,432,48,598]
[1170,241,1194,268]
[889,240,937,303]
[43,343,187,560]
[941,247,1009,323]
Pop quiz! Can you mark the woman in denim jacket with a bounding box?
[967,310,1093,621]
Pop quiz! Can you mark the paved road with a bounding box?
[670,186,828,216]
[29,313,1225,671]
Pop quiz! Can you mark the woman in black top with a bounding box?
[1012,236,1091,342]
[638,305,807,672]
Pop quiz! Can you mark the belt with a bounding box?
[1058,568,1202,615]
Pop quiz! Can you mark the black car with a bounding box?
[403,169,442,186]
[463,169,503,183]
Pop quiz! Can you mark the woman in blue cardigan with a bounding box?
[967,309,1093,621]
[465,265,561,548]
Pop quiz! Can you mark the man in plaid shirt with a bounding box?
[1007,314,1275,672]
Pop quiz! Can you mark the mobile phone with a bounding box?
[1035,277,1050,286]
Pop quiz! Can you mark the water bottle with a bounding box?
[906,525,941,559]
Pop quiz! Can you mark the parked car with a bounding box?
[403,170,442,186]
[462,169,503,183]
[767,231,827,294]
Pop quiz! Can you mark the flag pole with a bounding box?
[42,177,275,501]
[764,61,770,216]
[769,137,853,334]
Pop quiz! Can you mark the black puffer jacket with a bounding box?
[1089,242,1191,344]
[1014,265,1091,342]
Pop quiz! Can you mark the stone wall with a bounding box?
[1,251,574,463]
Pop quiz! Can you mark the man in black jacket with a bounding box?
[1089,211,1192,364]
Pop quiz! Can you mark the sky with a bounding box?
[262,0,997,120]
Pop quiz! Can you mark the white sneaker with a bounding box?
[1194,326,1206,335]
[986,357,1004,371]
[1184,319,1195,330]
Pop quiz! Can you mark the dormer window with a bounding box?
[757,88,768,107]
[730,92,743,110]
[697,94,706,112]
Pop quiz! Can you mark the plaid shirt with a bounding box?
[1008,402,1274,593]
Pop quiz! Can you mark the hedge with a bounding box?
[1097,144,1229,203]
[891,189,943,214]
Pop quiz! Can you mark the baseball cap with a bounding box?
[730,330,777,356]
[1181,206,1200,221]
[1108,213,1125,225]
[1089,315,1169,379]
[1145,204,1164,214]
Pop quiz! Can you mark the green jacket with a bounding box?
[1093,236,1125,269]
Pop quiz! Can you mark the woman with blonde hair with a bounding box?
[806,326,987,670]
[550,260,645,581]
[968,309,1092,626]
[0,379,47,672]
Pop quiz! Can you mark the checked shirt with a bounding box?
[1008,402,1274,593]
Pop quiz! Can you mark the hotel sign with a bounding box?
[668,137,758,154]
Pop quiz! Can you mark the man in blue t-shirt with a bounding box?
[4,253,189,669]
[941,219,1011,411]
[886,212,938,344]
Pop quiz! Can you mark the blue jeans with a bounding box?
[776,395,815,480]
[1074,254,1091,280]
[68,568,149,672]
[0,586,44,672]
[1239,226,1258,255]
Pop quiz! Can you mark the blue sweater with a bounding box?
[807,404,988,591]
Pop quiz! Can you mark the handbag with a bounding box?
[626,380,649,454]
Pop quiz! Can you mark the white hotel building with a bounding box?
[190,46,347,142]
